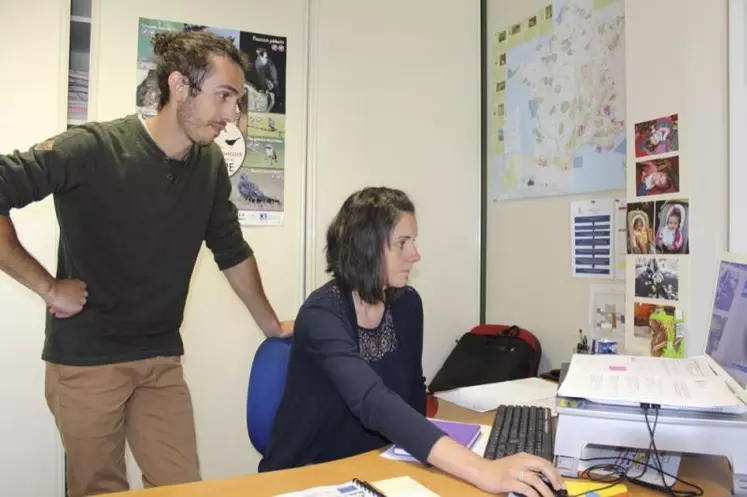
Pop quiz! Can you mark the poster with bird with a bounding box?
[136,17,287,226]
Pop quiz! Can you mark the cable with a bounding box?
[567,405,703,496]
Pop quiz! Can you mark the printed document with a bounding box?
[433,377,558,413]
[557,354,743,409]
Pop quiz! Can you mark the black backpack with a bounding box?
[427,324,542,393]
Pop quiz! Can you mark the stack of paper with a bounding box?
[557,354,745,411]
[433,377,559,414]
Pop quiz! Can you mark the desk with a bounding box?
[108,401,733,496]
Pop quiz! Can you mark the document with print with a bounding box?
[558,354,742,409]
[571,199,614,278]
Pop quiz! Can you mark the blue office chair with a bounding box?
[246,336,293,455]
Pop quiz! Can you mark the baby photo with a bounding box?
[654,200,689,254]
[636,156,680,197]
[634,114,679,158]
[635,257,679,301]
[626,202,656,254]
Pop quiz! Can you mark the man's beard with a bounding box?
[176,97,213,146]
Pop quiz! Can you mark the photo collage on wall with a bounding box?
[627,113,687,358]
[136,18,287,226]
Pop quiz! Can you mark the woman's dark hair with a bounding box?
[151,30,250,110]
[325,187,415,304]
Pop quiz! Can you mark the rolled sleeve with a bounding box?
[298,304,445,463]
[204,161,253,270]
[0,129,93,214]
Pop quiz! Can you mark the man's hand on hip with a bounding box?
[44,279,88,318]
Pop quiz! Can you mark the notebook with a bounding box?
[274,475,439,496]
[391,418,481,457]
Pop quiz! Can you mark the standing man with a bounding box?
[0,29,292,496]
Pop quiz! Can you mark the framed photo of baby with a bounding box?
[635,156,680,197]
[654,200,689,254]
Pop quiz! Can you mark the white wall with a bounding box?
[485,0,728,367]
[306,0,482,380]
[483,0,626,370]
[0,2,68,496]
[90,0,307,486]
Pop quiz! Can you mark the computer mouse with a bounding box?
[509,490,568,497]
[508,474,569,497]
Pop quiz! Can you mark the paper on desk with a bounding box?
[275,476,439,497]
[380,424,491,462]
[373,476,440,497]
[557,354,742,409]
[273,482,366,496]
[433,378,559,414]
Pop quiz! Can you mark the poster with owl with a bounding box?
[136,17,287,226]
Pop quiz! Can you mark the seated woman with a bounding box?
[258,187,564,497]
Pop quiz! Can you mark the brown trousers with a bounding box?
[44,356,201,497]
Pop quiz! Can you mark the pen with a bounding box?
[352,478,387,496]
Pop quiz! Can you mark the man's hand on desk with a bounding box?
[475,452,565,497]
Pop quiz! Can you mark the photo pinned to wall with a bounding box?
[626,201,656,254]
[634,256,679,301]
[632,303,683,358]
[634,114,679,158]
[653,199,689,254]
[635,156,680,197]
[649,305,684,358]
[136,17,287,226]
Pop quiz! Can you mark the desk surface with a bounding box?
[109,401,733,496]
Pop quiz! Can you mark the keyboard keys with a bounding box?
[483,405,553,461]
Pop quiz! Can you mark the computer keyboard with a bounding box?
[483,405,554,461]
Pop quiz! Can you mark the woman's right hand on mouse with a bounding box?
[474,452,566,497]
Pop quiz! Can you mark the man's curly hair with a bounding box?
[151,29,250,110]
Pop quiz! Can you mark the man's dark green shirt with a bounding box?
[0,115,253,366]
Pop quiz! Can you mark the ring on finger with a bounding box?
[519,470,524,483]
